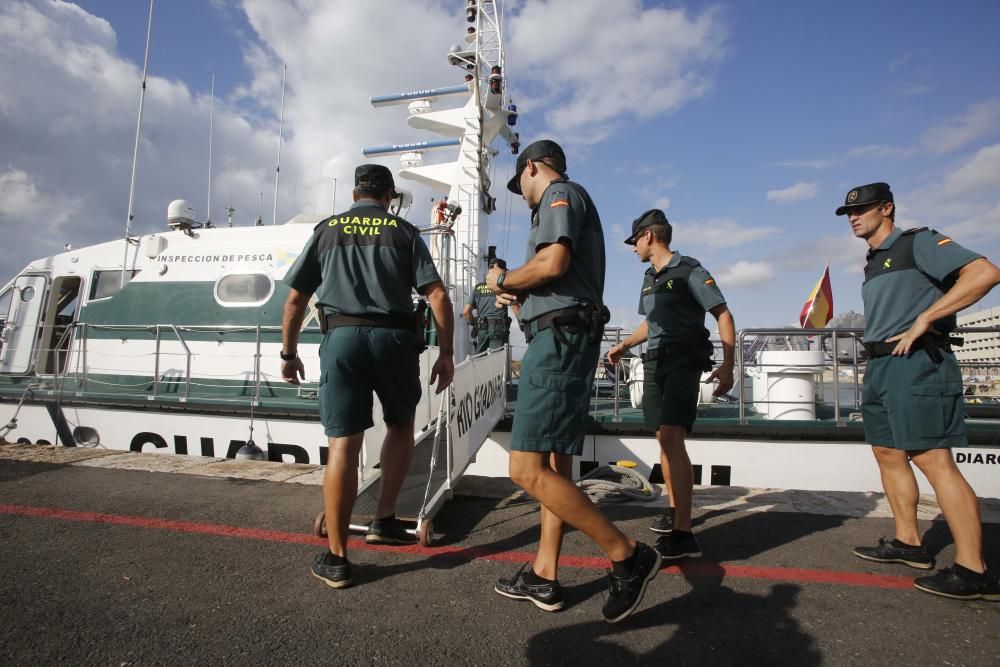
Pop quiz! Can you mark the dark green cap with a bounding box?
[355,164,395,191]
[506,139,566,194]
[835,182,893,215]
[625,209,670,245]
[488,257,508,270]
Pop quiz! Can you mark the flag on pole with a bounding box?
[799,263,833,328]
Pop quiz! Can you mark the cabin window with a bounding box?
[215,273,273,307]
[89,270,140,301]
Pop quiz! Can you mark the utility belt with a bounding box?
[864,334,963,363]
[640,335,715,371]
[522,303,610,346]
[320,302,428,352]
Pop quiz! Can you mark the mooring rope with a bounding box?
[576,464,660,504]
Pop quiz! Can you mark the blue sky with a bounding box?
[3,0,999,336]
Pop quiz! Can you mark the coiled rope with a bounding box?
[576,464,660,504]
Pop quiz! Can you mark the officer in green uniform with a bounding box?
[487,139,660,623]
[280,164,454,589]
[463,258,513,354]
[607,209,736,561]
[838,182,1000,600]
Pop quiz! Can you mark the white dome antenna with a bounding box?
[167,199,203,236]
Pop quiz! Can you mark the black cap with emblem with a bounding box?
[625,208,670,245]
[488,257,508,270]
[506,139,567,194]
[835,182,893,216]
[355,164,395,191]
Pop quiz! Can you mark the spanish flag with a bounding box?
[799,263,833,328]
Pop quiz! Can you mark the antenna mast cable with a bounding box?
[121,0,155,288]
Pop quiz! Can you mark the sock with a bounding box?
[611,549,639,578]
[324,552,347,566]
[671,530,693,539]
[375,514,396,523]
[524,568,554,585]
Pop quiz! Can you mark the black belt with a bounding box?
[641,346,668,362]
[483,316,508,323]
[864,335,963,360]
[320,312,413,334]
[522,307,586,344]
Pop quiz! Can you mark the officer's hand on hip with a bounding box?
[706,363,734,396]
[282,358,306,385]
[885,314,938,356]
[430,355,455,394]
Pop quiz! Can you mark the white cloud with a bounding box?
[774,159,832,169]
[941,201,1000,244]
[506,0,727,142]
[673,217,779,250]
[715,261,774,288]
[888,52,912,72]
[766,181,818,204]
[921,99,1000,155]
[941,144,1000,197]
[845,144,909,159]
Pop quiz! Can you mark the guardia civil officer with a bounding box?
[463,258,514,354]
[281,164,454,589]
[838,182,1000,600]
[607,209,736,560]
[487,139,660,623]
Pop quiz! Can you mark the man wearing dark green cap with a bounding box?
[607,209,736,561]
[463,258,514,354]
[838,181,1000,600]
[281,163,455,589]
[486,139,661,623]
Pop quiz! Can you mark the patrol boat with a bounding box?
[1,0,998,507]
[0,0,516,538]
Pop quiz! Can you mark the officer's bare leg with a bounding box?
[324,433,365,558]
[532,452,572,580]
[375,417,416,519]
[871,445,921,546]
[509,451,634,562]
[910,448,986,573]
[657,425,693,531]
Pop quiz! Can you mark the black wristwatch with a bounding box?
[280,351,298,361]
[496,271,506,290]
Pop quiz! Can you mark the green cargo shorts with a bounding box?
[318,326,422,438]
[510,326,599,455]
[861,350,967,451]
[642,358,702,432]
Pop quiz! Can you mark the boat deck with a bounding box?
[2,442,998,665]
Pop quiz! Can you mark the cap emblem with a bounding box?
[847,190,858,204]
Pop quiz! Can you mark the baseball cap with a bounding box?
[625,209,669,245]
[835,182,893,216]
[355,164,395,191]
[506,139,567,194]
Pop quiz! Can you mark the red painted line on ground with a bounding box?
[0,503,914,590]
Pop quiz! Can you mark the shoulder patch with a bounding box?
[937,237,953,246]
[703,278,715,286]
[549,199,569,208]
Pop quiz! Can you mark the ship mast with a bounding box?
[364,0,519,360]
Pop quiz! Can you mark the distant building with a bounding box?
[955,305,1000,375]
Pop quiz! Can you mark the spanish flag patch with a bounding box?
[704,278,715,285]
[550,199,569,208]
[937,238,953,246]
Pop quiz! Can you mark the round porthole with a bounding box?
[20,286,35,303]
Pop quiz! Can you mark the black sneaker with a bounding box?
[494,563,565,612]
[913,565,1000,601]
[365,516,417,545]
[311,552,353,589]
[602,542,662,623]
[853,537,934,570]
[655,530,702,560]
[650,507,674,534]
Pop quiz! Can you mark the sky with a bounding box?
[2,0,999,344]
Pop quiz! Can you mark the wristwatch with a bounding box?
[280,351,298,361]
[496,271,506,290]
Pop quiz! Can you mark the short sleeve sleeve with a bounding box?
[688,266,726,311]
[532,184,586,251]
[913,230,983,282]
[412,233,443,290]
[283,233,323,295]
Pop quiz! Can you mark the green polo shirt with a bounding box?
[862,227,981,343]
[283,200,441,316]
[638,252,726,348]
[518,178,606,323]
[466,282,506,319]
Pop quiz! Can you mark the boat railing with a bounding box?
[600,325,1000,424]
